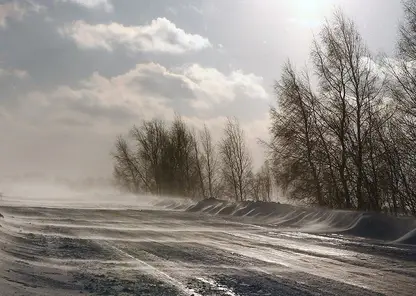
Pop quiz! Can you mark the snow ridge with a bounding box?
[179,199,416,246]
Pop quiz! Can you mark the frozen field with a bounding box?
[0,195,415,295]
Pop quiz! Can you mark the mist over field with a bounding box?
[0,0,416,295]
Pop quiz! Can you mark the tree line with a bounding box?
[270,1,416,215]
[112,116,272,201]
[113,1,416,215]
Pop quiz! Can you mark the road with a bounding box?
[0,204,415,295]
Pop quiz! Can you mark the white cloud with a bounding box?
[180,64,268,109]
[0,2,25,28]
[12,63,266,131]
[0,1,46,28]
[59,18,212,54]
[17,64,175,130]
[58,0,113,12]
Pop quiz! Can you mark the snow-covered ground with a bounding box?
[0,194,415,295]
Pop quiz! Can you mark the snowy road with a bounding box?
[0,205,415,295]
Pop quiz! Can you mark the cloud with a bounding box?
[0,62,268,178]
[0,68,28,79]
[58,0,113,12]
[0,1,45,28]
[59,18,211,54]
[0,2,26,27]
[1,62,268,178]
[10,63,266,131]
[15,65,174,130]
[180,64,268,109]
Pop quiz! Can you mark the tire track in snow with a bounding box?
[198,232,414,296]
[1,204,415,295]
[102,241,243,295]
[102,241,202,296]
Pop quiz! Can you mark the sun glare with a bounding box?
[289,0,332,27]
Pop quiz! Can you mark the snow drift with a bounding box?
[182,199,416,246]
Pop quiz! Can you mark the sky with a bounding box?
[0,0,404,181]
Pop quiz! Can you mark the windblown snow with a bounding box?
[0,189,414,295]
[183,199,416,245]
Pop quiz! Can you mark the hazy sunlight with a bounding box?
[289,0,332,27]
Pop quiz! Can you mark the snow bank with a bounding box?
[343,213,415,241]
[394,228,416,245]
[152,198,199,210]
[185,199,416,245]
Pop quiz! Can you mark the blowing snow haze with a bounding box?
[0,0,402,182]
[1,1,416,296]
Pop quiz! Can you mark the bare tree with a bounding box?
[220,118,253,201]
[250,161,273,202]
[112,136,147,193]
[260,160,273,202]
[270,62,324,205]
[113,117,208,199]
[169,115,199,197]
[199,124,219,199]
[399,0,416,62]
[269,10,390,211]
[311,16,352,208]
[384,0,416,214]
[312,11,385,210]
[130,120,170,195]
[192,128,206,199]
